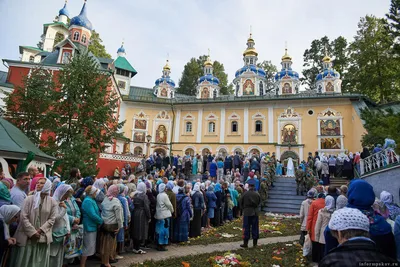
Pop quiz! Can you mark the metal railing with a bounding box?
[99,153,142,163]
[360,149,399,176]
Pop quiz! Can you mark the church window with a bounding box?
[29,56,35,63]
[73,31,80,41]
[250,58,254,65]
[255,120,262,132]
[81,34,87,44]
[208,122,215,133]
[231,121,238,133]
[259,81,264,96]
[117,80,126,90]
[186,122,192,133]
[134,146,143,155]
[62,51,71,64]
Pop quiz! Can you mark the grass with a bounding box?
[178,215,300,246]
[133,241,306,267]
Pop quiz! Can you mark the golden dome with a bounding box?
[204,56,213,67]
[163,59,171,71]
[281,48,292,61]
[243,47,258,57]
[322,55,332,62]
[247,33,254,43]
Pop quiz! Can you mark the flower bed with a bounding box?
[180,215,299,246]
[134,241,306,267]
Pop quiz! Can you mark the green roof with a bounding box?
[114,56,137,74]
[20,46,43,53]
[0,70,12,88]
[0,118,55,163]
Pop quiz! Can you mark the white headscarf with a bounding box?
[191,183,200,196]
[0,204,20,239]
[33,178,52,209]
[53,184,73,202]
[93,178,106,190]
[325,195,335,212]
[136,182,146,194]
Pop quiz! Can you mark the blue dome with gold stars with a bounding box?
[316,69,340,81]
[70,2,93,30]
[235,65,266,78]
[198,74,220,85]
[275,67,299,81]
[155,77,175,87]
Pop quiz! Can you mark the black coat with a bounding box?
[319,238,397,267]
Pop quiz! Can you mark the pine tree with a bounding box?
[4,67,55,145]
[88,30,112,59]
[386,0,400,56]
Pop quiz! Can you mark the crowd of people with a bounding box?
[0,145,397,267]
[300,180,400,266]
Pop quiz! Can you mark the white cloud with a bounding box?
[0,0,389,89]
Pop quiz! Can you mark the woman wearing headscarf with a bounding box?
[100,184,123,267]
[314,195,335,262]
[13,178,57,267]
[190,183,204,238]
[93,178,107,210]
[154,183,173,251]
[343,156,353,180]
[50,183,73,267]
[197,155,203,174]
[209,160,217,179]
[213,183,223,227]
[192,156,198,175]
[0,182,11,207]
[80,185,103,267]
[306,192,325,263]
[242,161,250,183]
[174,187,192,243]
[380,191,400,221]
[145,180,157,248]
[165,181,176,242]
[131,182,150,254]
[206,185,217,229]
[74,176,94,200]
[116,184,129,259]
[0,205,20,266]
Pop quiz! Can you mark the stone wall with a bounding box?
[363,165,400,204]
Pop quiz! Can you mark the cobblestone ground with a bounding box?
[86,235,298,266]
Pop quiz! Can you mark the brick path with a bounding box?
[86,235,298,266]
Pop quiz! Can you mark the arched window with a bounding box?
[186,122,192,133]
[259,81,264,96]
[231,121,238,133]
[134,146,143,155]
[236,83,240,96]
[29,56,35,63]
[208,122,215,133]
[255,120,262,132]
[73,31,80,41]
[81,34,87,44]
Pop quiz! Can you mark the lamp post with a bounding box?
[146,134,152,156]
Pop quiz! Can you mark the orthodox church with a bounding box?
[0,1,368,165]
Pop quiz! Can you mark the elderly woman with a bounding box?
[80,185,103,267]
[50,183,73,267]
[116,184,129,259]
[100,184,123,267]
[93,178,107,209]
[155,183,174,251]
[190,183,205,238]
[0,205,20,266]
[13,178,57,267]
[131,182,151,254]
[380,191,400,221]
[314,195,335,262]
[165,181,176,242]
[0,182,11,207]
[174,187,192,243]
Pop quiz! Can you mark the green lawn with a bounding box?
[178,215,300,246]
[133,241,306,267]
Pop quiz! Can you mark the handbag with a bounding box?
[52,227,68,243]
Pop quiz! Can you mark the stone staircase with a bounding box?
[329,178,349,188]
[263,177,304,214]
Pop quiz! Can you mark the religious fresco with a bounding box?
[202,87,210,98]
[243,79,255,95]
[326,82,334,92]
[156,125,167,143]
[161,88,168,97]
[134,119,147,130]
[156,111,170,120]
[321,138,341,149]
[281,124,297,144]
[282,82,292,94]
[320,119,341,136]
[133,131,145,142]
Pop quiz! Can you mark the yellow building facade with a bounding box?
[113,35,367,162]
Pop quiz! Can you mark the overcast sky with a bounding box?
[0,0,389,89]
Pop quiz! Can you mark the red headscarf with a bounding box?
[29,173,45,192]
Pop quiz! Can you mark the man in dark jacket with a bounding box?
[319,207,397,267]
[233,152,241,173]
[239,179,261,248]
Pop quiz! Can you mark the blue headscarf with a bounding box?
[166,181,174,190]
[214,183,222,192]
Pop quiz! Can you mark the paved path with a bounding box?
[86,235,298,266]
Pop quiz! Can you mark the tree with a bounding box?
[5,67,55,145]
[347,16,399,103]
[49,52,124,175]
[178,55,232,95]
[360,107,400,153]
[386,0,400,56]
[88,30,112,59]
[257,60,278,92]
[301,36,349,91]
